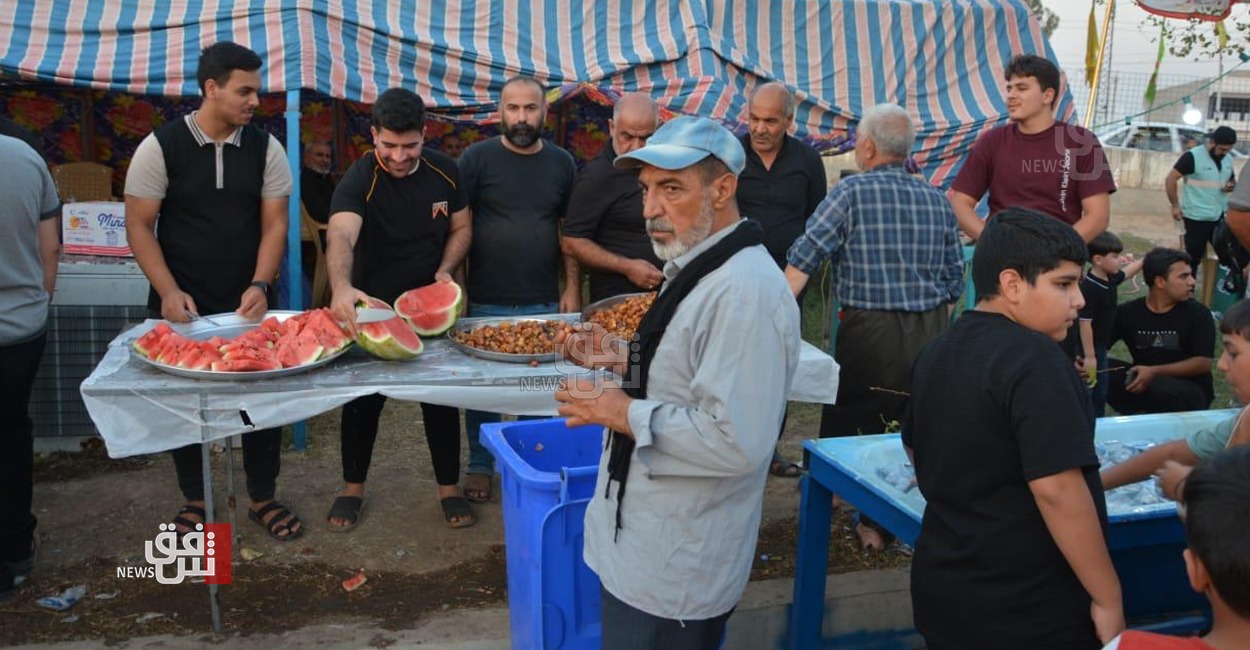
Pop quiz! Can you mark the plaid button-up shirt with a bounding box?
[786,163,964,312]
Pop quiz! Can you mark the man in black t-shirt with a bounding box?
[562,92,663,302]
[458,76,578,500]
[1107,247,1215,415]
[323,88,475,530]
[904,208,1122,650]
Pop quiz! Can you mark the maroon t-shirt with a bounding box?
[951,121,1116,225]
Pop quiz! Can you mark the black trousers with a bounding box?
[600,586,731,650]
[340,394,461,486]
[172,428,281,502]
[1183,217,1222,275]
[1105,358,1212,415]
[0,331,46,563]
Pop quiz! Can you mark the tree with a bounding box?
[1145,5,1250,59]
[1022,0,1060,38]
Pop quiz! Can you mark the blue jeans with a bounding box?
[1090,347,1109,418]
[464,302,559,476]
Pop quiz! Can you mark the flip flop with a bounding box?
[326,496,365,533]
[248,501,304,542]
[440,496,477,529]
[463,473,493,503]
[769,460,802,478]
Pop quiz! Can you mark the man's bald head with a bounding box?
[749,81,795,118]
[610,92,660,156]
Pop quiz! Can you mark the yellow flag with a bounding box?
[1217,21,1229,50]
[1085,1,1100,87]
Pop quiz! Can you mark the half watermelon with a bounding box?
[356,297,424,360]
[394,282,464,337]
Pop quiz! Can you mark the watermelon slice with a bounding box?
[394,282,464,336]
[275,329,325,368]
[305,309,352,352]
[356,297,424,360]
[133,323,174,358]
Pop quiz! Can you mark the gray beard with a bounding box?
[650,197,715,261]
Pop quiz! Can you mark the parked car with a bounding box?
[1094,122,1247,158]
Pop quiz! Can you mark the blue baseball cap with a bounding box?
[613,115,746,175]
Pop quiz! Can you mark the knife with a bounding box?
[356,307,398,324]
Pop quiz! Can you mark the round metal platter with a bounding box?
[580,291,655,321]
[445,315,577,364]
[130,310,353,381]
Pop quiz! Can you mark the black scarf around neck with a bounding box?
[605,219,763,539]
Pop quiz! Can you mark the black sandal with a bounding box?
[249,501,304,541]
[325,496,365,533]
[171,505,207,541]
[440,496,477,529]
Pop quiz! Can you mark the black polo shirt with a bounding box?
[330,149,466,304]
[562,142,662,302]
[736,134,827,267]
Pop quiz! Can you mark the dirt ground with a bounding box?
[0,211,1168,646]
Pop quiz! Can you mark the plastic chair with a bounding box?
[300,202,330,308]
[51,162,114,202]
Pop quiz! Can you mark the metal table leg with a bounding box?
[200,395,223,635]
[224,434,239,549]
[789,472,833,650]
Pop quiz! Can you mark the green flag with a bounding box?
[1144,25,1166,108]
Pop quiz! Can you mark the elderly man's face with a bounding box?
[610,107,657,156]
[639,164,721,261]
[304,145,332,174]
[748,90,792,155]
[441,135,463,159]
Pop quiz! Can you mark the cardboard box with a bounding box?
[62,202,131,256]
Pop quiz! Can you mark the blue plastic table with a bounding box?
[787,411,1227,649]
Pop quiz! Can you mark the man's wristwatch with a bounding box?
[250,280,271,294]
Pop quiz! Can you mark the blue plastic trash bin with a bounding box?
[482,418,605,650]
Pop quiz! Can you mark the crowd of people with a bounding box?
[2,39,1250,650]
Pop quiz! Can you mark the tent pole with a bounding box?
[285,89,308,452]
[1083,0,1116,129]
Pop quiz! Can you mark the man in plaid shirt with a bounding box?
[785,103,964,550]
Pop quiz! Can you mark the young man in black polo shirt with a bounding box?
[1107,247,1216,415]
[323,88,474,530]
[562,92,663,302]
[904,208,1122,649]
[125,42,301,540]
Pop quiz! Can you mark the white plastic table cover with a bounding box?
[82,318,840,458]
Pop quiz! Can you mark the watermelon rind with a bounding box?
[394,282,464,337]
[356,297,425,360]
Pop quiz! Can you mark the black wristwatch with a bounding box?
[250,280,271,294]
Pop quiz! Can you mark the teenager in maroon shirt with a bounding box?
[951,55,1116,243]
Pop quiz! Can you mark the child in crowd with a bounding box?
[903,208,1123,649]
[1066,232,1144,417]
[1100,445,1250,650]
[1102,299,1250,498]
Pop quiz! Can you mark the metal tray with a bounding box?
[445,315,577,364]
[130,310,353,381]
[580,291,656,321]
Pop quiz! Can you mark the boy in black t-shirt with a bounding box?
[1107,247,1216,416]
[1064,232,1143,417]
[903,208,1123,649]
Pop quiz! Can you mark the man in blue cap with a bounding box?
[554,115,801,649]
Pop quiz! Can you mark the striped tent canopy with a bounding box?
[1,0,1070,185]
